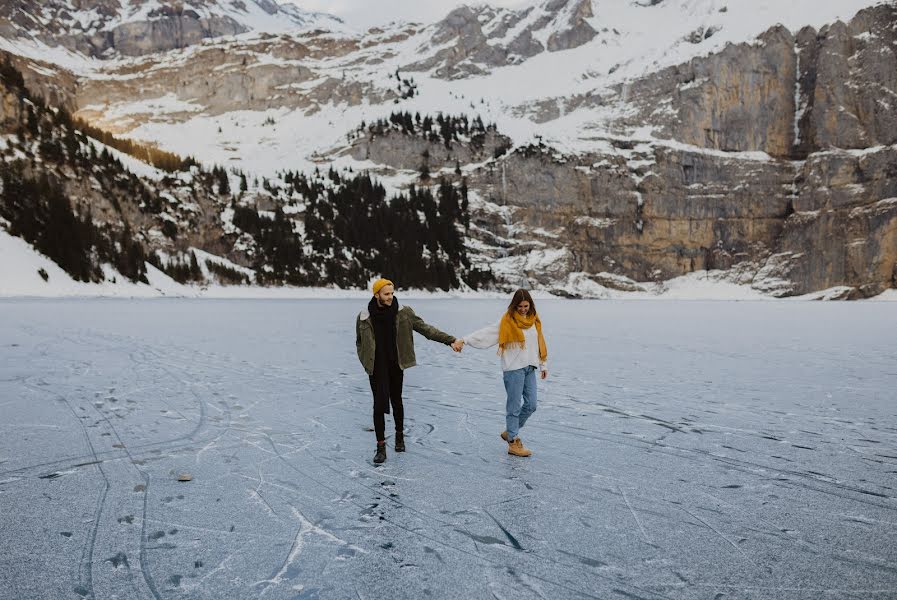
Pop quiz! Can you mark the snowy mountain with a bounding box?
[0,0,346,57]
[0,65,483,295]
[0,0,895,299]
[403,0,600,79]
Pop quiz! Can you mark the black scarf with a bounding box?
[368,296,399,413]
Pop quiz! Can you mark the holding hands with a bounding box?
[451,338,465,353]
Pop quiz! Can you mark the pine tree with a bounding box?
[460,178,470,230]
[216,166,230,195]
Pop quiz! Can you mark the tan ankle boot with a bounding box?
[507,437,532,457]
[500,431,509,442]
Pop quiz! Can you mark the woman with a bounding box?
[457,289,548,457]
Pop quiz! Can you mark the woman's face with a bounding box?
[516,300,531,316]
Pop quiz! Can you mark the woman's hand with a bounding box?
[451,339,465,352]
[540,369,548,380]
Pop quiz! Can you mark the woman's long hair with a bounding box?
[507,289,536,318]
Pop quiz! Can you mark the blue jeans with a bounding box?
[503,366,538,441]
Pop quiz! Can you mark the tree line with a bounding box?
[238,168,492,290]
[358,111,497,150]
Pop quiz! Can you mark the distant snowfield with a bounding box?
[3,229,893,301]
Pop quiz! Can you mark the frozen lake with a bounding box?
[0,298,895,600]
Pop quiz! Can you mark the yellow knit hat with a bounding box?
[372,278,394,295]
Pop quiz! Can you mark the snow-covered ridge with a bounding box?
[0,0,348,59]
[31,0,346,34]
[21,0,877,177]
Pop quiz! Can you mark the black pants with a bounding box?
[370,363,404,442]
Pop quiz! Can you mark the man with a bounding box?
[356,278,461,464]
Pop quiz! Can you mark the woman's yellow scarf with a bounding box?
[498,311,547,362]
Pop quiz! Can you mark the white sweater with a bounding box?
[463,321,547,373]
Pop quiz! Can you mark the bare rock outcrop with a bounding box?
[456,135,895,296]
[0,0,343,58]
[405,0,598,79]
[766,146,897,297]
[0,51,80,112]
[465,143,792,281]
[795,3,897,153]
[74,35,394,124]
[545,0,597,52]
[624,26,797,157]
[110,12,248,57]
[626,3,897,159]
[0,84,21,126]
[347,130,510,173]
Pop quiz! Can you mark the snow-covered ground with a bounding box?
[1,299,895,599]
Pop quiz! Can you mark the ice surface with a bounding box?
[0,298,895,599]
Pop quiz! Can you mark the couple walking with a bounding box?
[355,278,549,464]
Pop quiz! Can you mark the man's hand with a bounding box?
[540,369,548,380]
[451,339,465,353]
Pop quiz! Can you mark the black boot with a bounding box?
[394,432,405,452]
[373,442,387,464]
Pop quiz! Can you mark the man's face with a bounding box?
[516,300,530,316]
[376,285,395,306]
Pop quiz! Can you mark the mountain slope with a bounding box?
[9,0,874,175]
[0,0,346,57]
[0,60,486,294]
[0,0,895,299]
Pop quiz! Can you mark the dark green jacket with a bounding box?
[356,305,455,375]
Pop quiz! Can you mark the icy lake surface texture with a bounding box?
[1,299,895,600]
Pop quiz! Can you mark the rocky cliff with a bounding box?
[405,0,598,79]
[342,3,897,298]
[0,0,344,57]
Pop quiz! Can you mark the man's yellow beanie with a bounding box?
[372,278,394,295]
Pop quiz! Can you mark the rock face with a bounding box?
[545,0,597,52]
[354,4,897,297]
[110,12,248,57]
[777,146,897,296]
[405,0,597,79]
[465,143,792,281]
[632,25,799,157]
[796,4,897,152]
[451,140,895,298]
[0,84,21,126]
[0,0,343,57]
[346,130,510,173]
[627,3,897,159]
[73,34,396,124]
[0,51,80,112]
